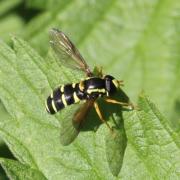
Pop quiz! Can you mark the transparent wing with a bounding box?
[49,28,92,76]
[60,100,94,145]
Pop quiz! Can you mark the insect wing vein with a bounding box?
[49,28,92,75]
[60,100,94,145]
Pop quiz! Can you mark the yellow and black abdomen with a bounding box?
[46,83,84,114]
[46,76,118,114]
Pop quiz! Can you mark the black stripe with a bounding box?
[64,84,74,94]
[84,77,105,90]
[64,84,75,105]
[46,96,56,114]
[53,87,65,111]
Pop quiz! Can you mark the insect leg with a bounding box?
[105,98,134,110]
[94,101,113,132]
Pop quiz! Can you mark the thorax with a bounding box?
[83,77,107,99]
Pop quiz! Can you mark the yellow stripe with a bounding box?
[73,92,80,103]
[79,81,84,91]
[50,92,53,98]
[72,83,76,88]
[99,89,106,93]
[60,85,64,93]
[51,100,57,112]
[85,77,91,80]
[45,100,50,113]
[61,94,67,107]
[87,88,106,94]
[106,91,109,96]
[112,79,119,88]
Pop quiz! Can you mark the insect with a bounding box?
[45,28,133,144]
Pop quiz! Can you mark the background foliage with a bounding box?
[0,0,179,179]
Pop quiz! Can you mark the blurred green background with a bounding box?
[0,0,179,179]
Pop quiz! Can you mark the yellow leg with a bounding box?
[105,98,134,110]
[94,101,113,132]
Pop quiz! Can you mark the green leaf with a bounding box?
[25,0,72,10]
[0,158,47,180]
[23,0,180,130]
[105,124,127,176]
[0,14,24,43]
[0,38,179,179]
[0,0,179,179]
[0,0,21,17]
[0,0,24,43]
[120,94,180,179]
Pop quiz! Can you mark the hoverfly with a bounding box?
[45,28,134,145]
